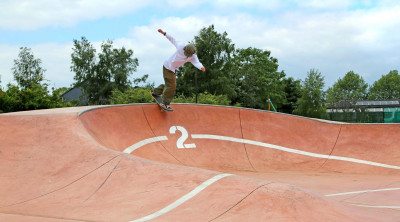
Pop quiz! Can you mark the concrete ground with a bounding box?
[1,104,399,221]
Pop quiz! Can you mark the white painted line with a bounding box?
[130,173,232,222]
[348,204,400,209]
[123,136,168,154]
[191,134,400,170]
[325,187,400,197]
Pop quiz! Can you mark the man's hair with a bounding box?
[184,44,196,57]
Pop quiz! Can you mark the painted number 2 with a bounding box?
[169,126,196,149]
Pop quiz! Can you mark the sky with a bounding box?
[1,0,399,91]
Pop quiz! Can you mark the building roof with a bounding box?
[328,100,400,109]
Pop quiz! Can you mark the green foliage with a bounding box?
[197,92,230,105]
[0,89,5,113]
[133,74,150,86]
[71,37,139,104]
[0,47,69,113]
[174,92,231,105]
[173,94,196,103]
[71,37,96,85]
[326,71,368,106]
[176,25,236,99]
[109,86,231,106]
[12,47,46,89]
[231,47,286,109]
[110,87,152,104]
[52,87,69,99]
[0,83,68,113]
[280,77,301,114]
[293,69,328,119]
[368,70,400,100]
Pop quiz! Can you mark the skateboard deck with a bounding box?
[150,91,173,112]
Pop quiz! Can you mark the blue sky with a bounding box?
[1,0,399,91]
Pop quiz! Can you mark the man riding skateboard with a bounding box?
[151,29,206,111]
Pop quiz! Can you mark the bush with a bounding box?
[0,83,69,113]
[174,92,231,106]
[110,87,152,104]
[110,87,237,107]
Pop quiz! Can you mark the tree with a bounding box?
[12,47,46,89]
[173,92,231,105]
[0,47,69,113]
[369,70,400,100]
[110,87,152,104]
[294,69,328,119]
[231,47,286,109]
[326,71,368,107]
[0,82,67,113]
[71,37,139,104]
[176,25,236,99]
[95,40,139,103]
[280,77,301,114]
[1,84,21,112]
[0,82,4,113]
[70,37,96,101]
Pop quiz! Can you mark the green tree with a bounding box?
[71,37,139,104]
[173,92,231,105]
[369,70,400,100]
[1,83,66,112]
[71,37,96,85]
[1,47,68,113]
[326,71,368,107]
[19,83,54,110]
[2,84,22,112]
[110,87,152,104]
[0,87,4,113]
[231,47,286,109]
[280,77,301,114]
[176,25,236,99]
[12,47,46,89]
[294,69,327,119]
[0,75,3,112]
[51,87,72,107]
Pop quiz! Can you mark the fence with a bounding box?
[328,107,400,123]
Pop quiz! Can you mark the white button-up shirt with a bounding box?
[163,34,204,73]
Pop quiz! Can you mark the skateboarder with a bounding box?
[151,29,206,111]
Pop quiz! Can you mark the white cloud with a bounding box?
[0,45,19,87]
[166,0,202,8]
[0,0,155,30]
[295,0,354,10]
[211,0,286,10]
[32,43,75,88]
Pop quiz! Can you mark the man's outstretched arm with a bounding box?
[158,29,177,48]
[191,54,206,72]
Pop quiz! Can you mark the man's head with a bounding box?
[183,44,196,57]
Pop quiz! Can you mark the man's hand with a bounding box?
[158,29,166,35]
[201,67,206,72]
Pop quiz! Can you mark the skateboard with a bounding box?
[150,91,173,112]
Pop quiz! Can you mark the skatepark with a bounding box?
[1,103,399,221]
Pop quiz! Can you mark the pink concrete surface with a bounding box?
[1,104,399,221]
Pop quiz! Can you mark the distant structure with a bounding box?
[60,87,88,105]
[327,100,400,123]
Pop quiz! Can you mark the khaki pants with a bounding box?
[153,66,176,105]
